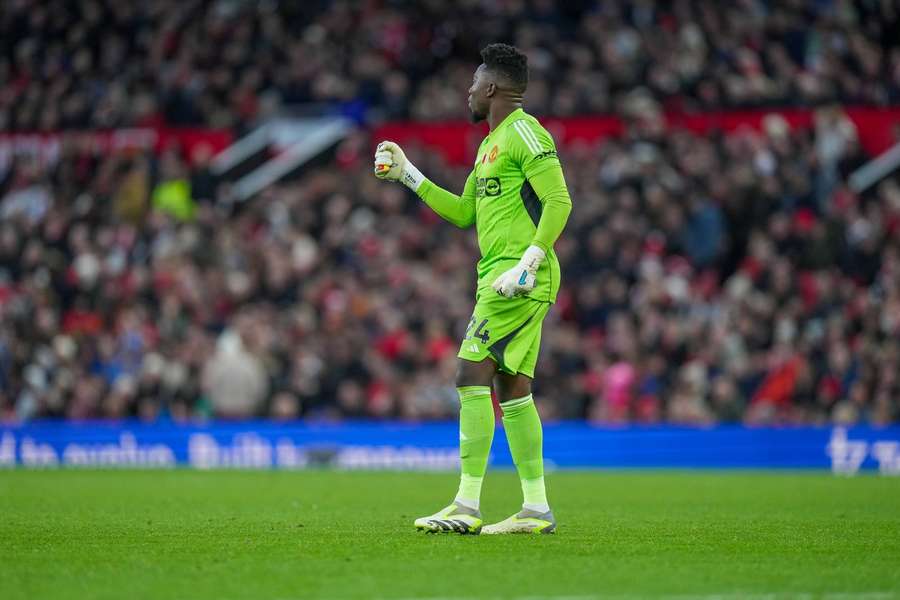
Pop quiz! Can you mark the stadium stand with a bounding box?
[1,0,899,424]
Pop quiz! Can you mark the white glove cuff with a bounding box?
[399,161,425,192]
[520,245,546,273]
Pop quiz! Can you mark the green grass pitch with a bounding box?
[1,470,899,599]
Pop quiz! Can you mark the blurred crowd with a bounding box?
[548,104,899,426]
[2,101,899,425]
[3,0,900,130]
[2,0,900,425]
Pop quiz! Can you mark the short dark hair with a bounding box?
[480,43,528,91]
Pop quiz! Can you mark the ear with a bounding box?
[486,82,496,98]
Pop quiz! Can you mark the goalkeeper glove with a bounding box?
[491,245,546,298]
[373,141,425,192]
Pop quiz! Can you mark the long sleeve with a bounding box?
[416,172,476,228]
[527,162,572,253]
[507,116,572,253]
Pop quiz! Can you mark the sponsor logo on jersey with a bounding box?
[476,177,502,198]
[534,149,557,160]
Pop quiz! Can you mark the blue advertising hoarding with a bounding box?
[1,422,899,474]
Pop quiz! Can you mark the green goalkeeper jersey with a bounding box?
[416,108,572,303]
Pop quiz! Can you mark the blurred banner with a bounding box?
[0,127,234,173]
[374,106,900,166]
[1,423,898,474]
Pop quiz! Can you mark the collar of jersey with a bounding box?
[488,107,525,137]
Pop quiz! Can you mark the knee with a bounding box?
[455,358,494,388]
[495,373,532,402]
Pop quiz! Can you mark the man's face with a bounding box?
[467,64,492,123]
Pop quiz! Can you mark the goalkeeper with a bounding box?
[373,43,572,535]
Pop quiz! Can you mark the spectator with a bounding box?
[152,150,194,221]
[201,329,268,419]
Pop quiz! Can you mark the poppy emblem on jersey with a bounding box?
[488,145,499,163]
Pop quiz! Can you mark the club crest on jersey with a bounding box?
[481,145,500,164]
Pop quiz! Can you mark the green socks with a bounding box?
[455,386,495,509]
[500,394,549,512]
[454,388,550,513]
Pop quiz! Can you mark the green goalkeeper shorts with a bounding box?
[457,291,551,378]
